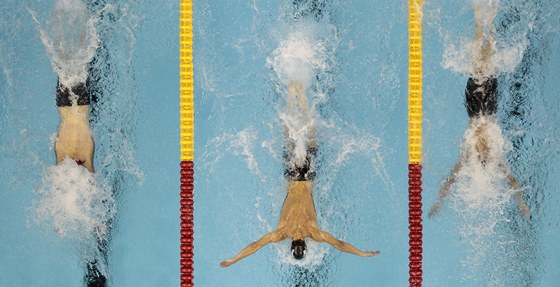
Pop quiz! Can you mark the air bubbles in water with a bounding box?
[33,158,115,244]
[450,118,520,274]
[267,22,335,90]
[31,0,99,89]
[455,117,513,210]
[442,0,528,78]
[442,37,527,77]
[274,239,327,267]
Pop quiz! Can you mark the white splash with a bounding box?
[31,0,99,89]
[34,158,115,243]
[267,23,331,89]
[442,36,527,77]
[454,117,513,211]
[449,118,518,271]
[267,22,338,167]
[274,239,328,267]
[279,105,316,168]
[205,129,265,179]
[442,0,528,77]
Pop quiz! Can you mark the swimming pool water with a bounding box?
[1,0,559,286]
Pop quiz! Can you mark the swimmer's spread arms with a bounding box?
[220,83,379,268]
[428,4,530,219]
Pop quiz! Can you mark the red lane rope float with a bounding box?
[180,0,194,285]
[408,0,423,286]
[180,161,194,287]
[408,164,423,286]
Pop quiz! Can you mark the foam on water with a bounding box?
[449,118,520,278]
[273,239,328,267]
[454,118,513,210]
[267,21,337,167]
[204,128,265,181]
[33,158,114,273]
[442,36,527,77]
[267,22,332,89]
[30,0,99,89]
[441,0,528,78]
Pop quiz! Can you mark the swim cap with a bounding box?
[291,239,306,260]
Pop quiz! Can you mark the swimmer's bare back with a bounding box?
[220,181,379,267]
[55,82,95,173]
[220,82,379,268]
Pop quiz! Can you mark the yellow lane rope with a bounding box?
[408,0,423,164]
[180,0,194,161]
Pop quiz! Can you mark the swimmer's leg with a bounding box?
[83,219,111,286]
[287,81,317,148]
[507,173,531,218]
[472,3,497,76]
[84,261,107,287]
[287,81,308,114]
[428,158,463,218]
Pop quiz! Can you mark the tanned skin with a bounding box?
[55,104,95,173]
[428,4,530,218]
[220,82,379,268]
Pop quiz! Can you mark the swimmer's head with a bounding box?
[291,239,306,260]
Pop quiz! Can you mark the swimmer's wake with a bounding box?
[32,0,113,286]
[429,1,531,219]
[220,82,379,268]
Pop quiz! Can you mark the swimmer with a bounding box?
[54,80,95,173]
[55,78,106,287]
[220,82,379,268]
[428,4,530,218]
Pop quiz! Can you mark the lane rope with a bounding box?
[408,0,423,286]
[180,0,195,286]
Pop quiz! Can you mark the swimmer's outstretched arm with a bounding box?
[220,229,286,268]
[309,227,380,257]
[506,173,531,218]
[428,159,463,218]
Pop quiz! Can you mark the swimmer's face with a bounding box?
[291,239,306,260]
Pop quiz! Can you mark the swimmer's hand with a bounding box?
[360,250,381,257]
[220,259,235,268]
[309,227,380,257]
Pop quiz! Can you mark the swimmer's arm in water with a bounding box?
[308,227,380,257]
[506,173,531,218]
[220,229,287,268]
[428,158,463,218]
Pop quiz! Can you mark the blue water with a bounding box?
[423,0,560,286]
[1,0,559,286]
[195,0,560,286]
[195,1,407,286]
[0,0,179,286]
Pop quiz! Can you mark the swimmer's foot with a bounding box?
[84,262,107,287]
[288,81,308,113]
[517,201,531,219]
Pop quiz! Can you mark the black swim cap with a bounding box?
[291,239,307,260]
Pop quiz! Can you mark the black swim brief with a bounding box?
[56,80,90,107]
[284,147,317,181]
[464,76,497,118]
